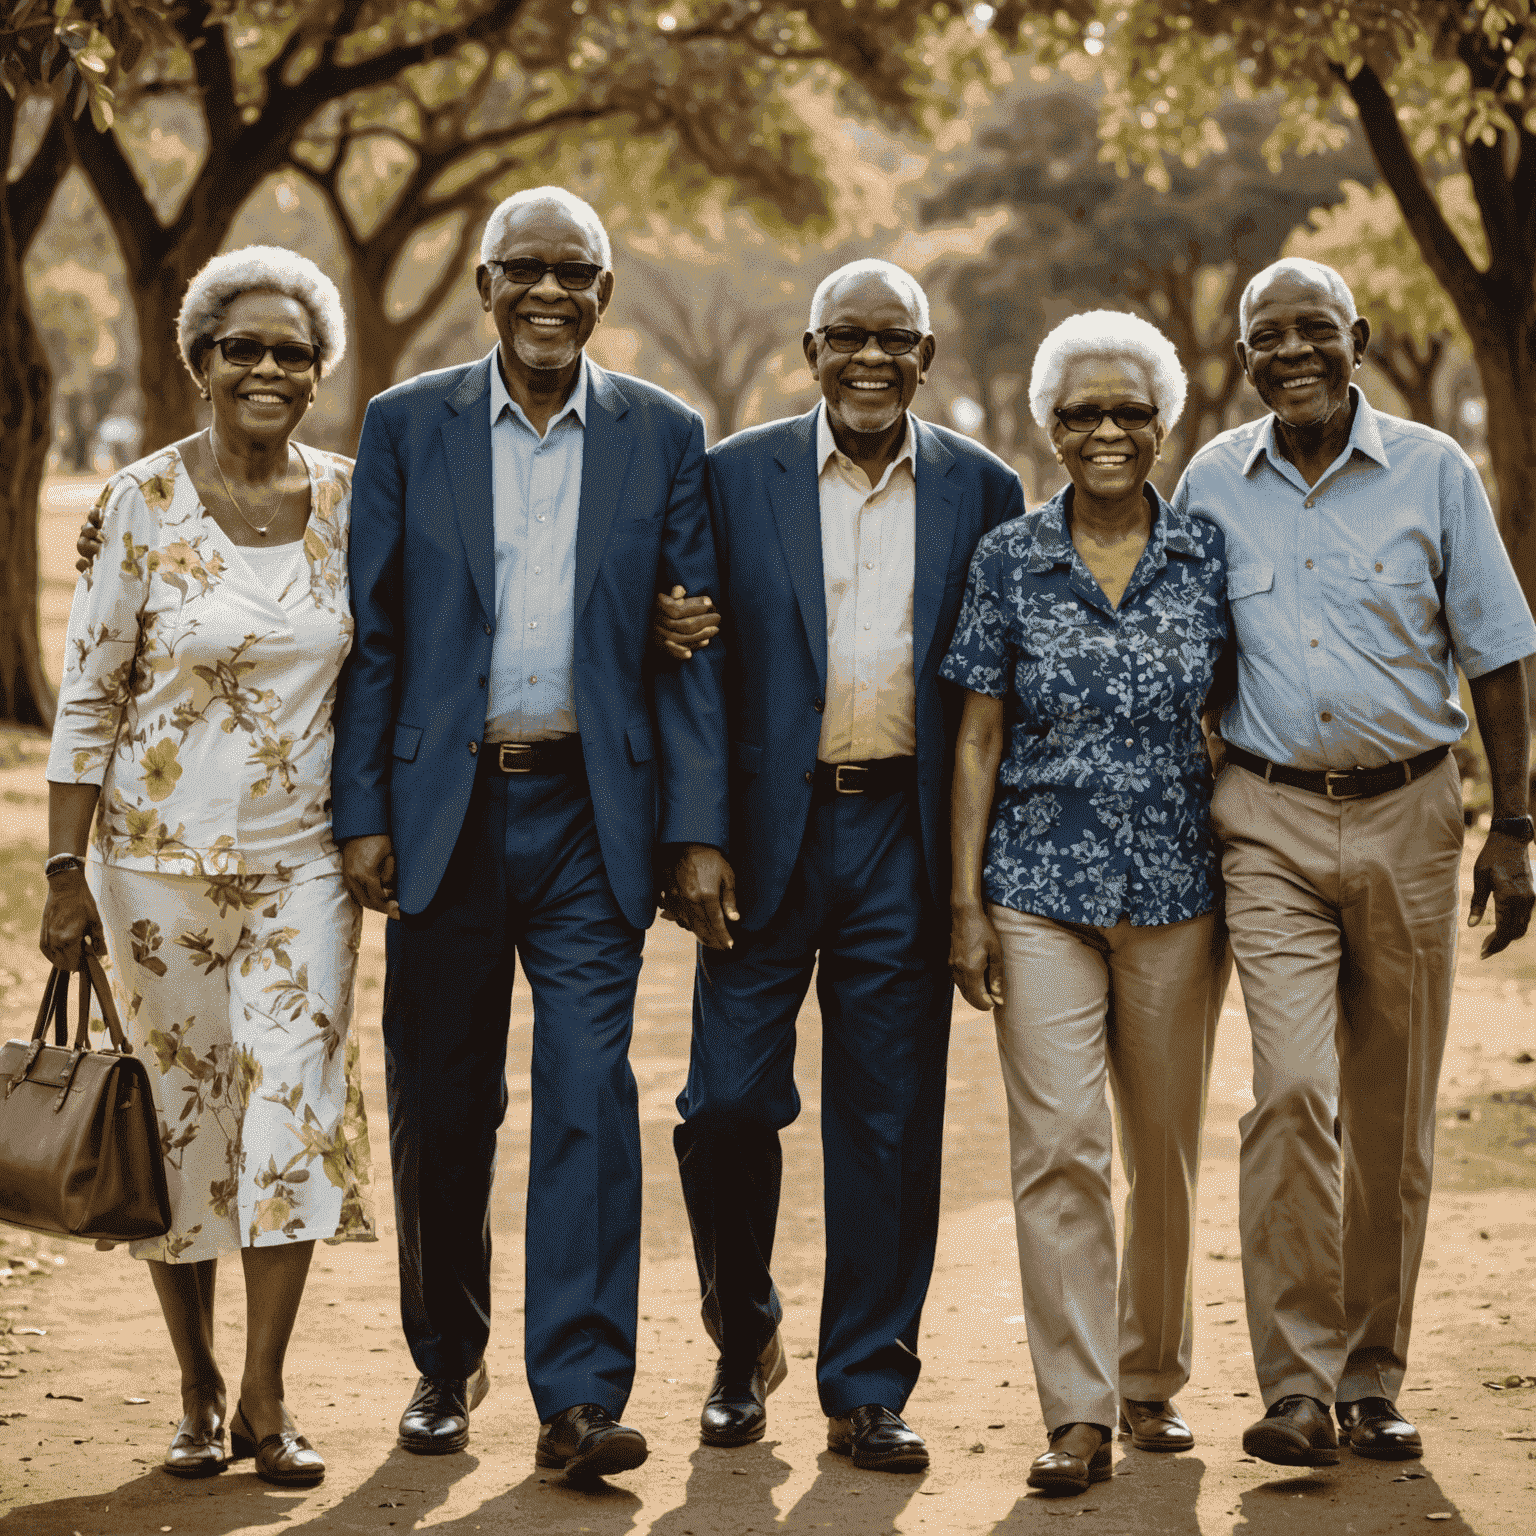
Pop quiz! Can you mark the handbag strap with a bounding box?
[30,967,68,1047]
[75,950,131,1054]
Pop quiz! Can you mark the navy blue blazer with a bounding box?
[709,407,1026,930]
[332,354,728,927]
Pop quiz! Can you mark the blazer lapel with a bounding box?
[912,417,960,679]
[575,361,632,620]
[440,356,495,624]
[768,409,828,691]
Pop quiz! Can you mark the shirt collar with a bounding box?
[489,347,588,432]
[815,400,916,483]
[1242,383,1389,479]
[1027,479,1204,574]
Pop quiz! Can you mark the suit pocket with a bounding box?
[731,741,762,776]
[392,723,422,762]
[626,720,655,764]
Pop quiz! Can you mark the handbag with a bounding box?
[0,952,171,1241]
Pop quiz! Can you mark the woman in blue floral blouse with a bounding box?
[943,311,1234,1495]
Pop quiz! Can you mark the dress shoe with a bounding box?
[701,1329,787,1447]
[1241,1394,1340,1467]
[826,1404,929,1472]
[1026,1423,1112,1494]
[1118,1397,1194,1453]
[163,1400,227,1478]
[536,1404,649,1480]
[231,1402,325,1487]
[1336,1397,1423,1460]
[398,1361,490,1455]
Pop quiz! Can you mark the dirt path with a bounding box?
[3,480,1535,1534]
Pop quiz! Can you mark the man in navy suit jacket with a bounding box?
[332,188,727,1480]
[661,260,1025,1471]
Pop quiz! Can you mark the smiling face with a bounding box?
[476,201,613,387]
[199,291,318,445]
[1237,271,1367,430]
[803,272,935,445]
[1050,357,1164,505]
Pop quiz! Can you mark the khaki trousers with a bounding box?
[1210,755,1463,1407]
[990,904,1230,1432]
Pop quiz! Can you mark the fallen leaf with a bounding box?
[378,1500,402,1509]
[1426,1515,1452,1522]
[987,1423,1006,1429]
[123,1397,149,1405]
[12,1328,45,1337]
[970,1442,985,1453]
[45,1392,82,1402]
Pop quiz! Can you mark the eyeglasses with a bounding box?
[815,325,924,355]
[484,258,604,290]
[212,336,320,373]
[1244,320,1345,353]
[1054,403,1159,433]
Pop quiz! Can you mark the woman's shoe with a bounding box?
[232,1402,326,1487]
[163,1400,227,1479]
[1026,1423,1112,1495]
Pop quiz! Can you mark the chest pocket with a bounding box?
[1345,550,1439,646]
[1226,563,1280,660]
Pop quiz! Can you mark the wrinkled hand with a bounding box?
[1470,829,1535,958]
[76,503,105,573]
[950,905,1005,1011]
[666,844,738,950]
[343,834,400,920]
[652,585,720,661]
[39,869,106,971]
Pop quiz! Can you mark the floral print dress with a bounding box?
[46,444,375,1260]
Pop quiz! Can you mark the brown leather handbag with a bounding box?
[0,953,171,1241]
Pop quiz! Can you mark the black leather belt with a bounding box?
[812,757,917,799]
[1224,742,1449,801]
[483,738,584,775]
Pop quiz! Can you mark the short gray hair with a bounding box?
[1028,309,1188,433]
[1239,257,1358,338]
[480,186,612,269]
[808,258,930,334]
[178,245,346,379]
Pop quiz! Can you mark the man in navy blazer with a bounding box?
[332,187,726,1480]
[661,260,1025,1470]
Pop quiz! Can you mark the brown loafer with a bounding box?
[536,1404,649,1481]
[163,1399,227,1479]
[1336,1397,1422,1460]
[231,1402,325,1487]
[1027,1423,1112,1494]
[826,1404,929,1472]
[1119,1397,1194,1452]
[1241,1394,1339,1467]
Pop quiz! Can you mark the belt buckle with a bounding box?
[833,764,867,795]
[1323,768,1361,801]
[498,743,533,774]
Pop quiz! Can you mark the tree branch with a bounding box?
[7,107,69,250]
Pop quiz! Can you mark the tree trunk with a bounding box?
[1474,326,1536,627]
[344,268,413,457]
[0,98,58,730]
[131,246,217,452]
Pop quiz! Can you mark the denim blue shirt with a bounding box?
[1172,387,1536,770]
[941,484,1229,928]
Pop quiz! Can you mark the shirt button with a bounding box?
[469,741,478,755]
[814,698,825,713]
[534,565,542,575]
[804,770,815,785]
[529,675,537,684]
[1125,738,1135,748]
[864,561,874,570]
[1305,498,1315,508]
[528,620,537,629]
[1375,561,1384,572]
[537,515,546,522]
[863,622,871,630]
[484,622,493,635]
[1320,710,1333,722]
[477,675,486,687]
[1309,639,1318,648]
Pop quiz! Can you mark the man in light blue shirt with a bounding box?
[1173,257,1535,1470]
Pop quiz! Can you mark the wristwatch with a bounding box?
[1489,814,1536,843]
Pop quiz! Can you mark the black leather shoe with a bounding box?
[826,1405,929,1472]
[398,1362,490,1455]
[1336,1397,1423,1460]
[1118,1397,1194,1453]
[231,1402,325,1488]
[163,1399,227,1478]
[536,1404,649,1480]
[701,1330,787,1447]
[1241,1395,1340,1467]
[1026,1423,1112,1494]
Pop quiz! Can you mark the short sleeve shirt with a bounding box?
[940,484,1229,928]
[1172,387,1536,770]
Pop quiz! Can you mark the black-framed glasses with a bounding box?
[484,258,604,290]
[213,336,320,372]
[1244,320,1345,353]
[1054,402,1159,433]
[816,325,924,355]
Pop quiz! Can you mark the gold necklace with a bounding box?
[208,427,276,538]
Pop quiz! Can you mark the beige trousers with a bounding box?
[990,904,1230,1432]
[1210,755,1463,1407]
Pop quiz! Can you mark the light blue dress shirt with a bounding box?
[1172,386,1536,770]
[485,349,586,742]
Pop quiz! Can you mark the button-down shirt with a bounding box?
[940,484,1229,928]
[1173,386,1536,770]
[816,402,917,762]
[485,349,587,742]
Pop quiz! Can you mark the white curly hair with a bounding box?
[177,245,346,380]
[1028,310,1187,433]
[1238,257,1358,337]
[479,186,612,269]
[808,258,930,334]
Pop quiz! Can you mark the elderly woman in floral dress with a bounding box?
[944,312,1234,1495]
[40,246,373,1488]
